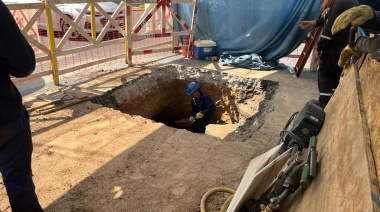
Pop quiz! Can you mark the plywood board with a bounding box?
[285,56,380,211]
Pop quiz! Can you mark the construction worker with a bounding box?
[332,5,380,66]
[187,82,216,133]
[300,0,359,108]
[0,2,44,211]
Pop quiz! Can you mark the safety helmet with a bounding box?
[186,82,200,96]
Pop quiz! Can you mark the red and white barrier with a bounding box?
[127,0,198,63]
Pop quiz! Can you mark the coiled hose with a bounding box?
[200,187,236,212]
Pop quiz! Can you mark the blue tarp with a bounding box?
[175,0,322,61]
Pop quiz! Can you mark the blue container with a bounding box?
[193,40,217,60]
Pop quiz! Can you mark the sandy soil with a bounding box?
[0,56,319,212]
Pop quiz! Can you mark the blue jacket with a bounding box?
[191,92,216,127]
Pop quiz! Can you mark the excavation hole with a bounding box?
[91,65,278,136]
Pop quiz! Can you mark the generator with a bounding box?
[240,100,326,212]
[280,100,325,151]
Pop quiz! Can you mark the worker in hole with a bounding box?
[186,82,216,133]
[0,1,44,211]
[299,0,359,108]
[332,5,380,66]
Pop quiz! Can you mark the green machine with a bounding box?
[242,100,325,212]
[281,100,325,151]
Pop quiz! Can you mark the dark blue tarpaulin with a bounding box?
[175,0,322,61]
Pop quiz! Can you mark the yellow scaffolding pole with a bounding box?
[90,3,96,39]
[45,3,59,85]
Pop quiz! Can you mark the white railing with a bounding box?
[6,0,197,85]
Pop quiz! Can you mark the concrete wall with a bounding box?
[286,55,380,211]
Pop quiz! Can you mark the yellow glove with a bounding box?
[189,116,195,123]
[195,112,204,119]
[338,45,362,67]
[332,5,373,35]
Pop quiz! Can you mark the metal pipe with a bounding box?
[310,150,317,177]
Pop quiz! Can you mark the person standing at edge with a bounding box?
[315,0,359,108]
[187,82,216,133]
[300,0,359,108]
[0,1,44,211]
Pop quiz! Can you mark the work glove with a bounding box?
[338,45,362,67]
[332,5,374,35]
[195,112,204,119]
[189,116,195,123]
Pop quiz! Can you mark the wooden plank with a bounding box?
[285,58,379,211]
[354,60,380,212]
[36,91,73,103]
[38,95,96,115]
[61,88,89,99]
[23,96,43,108]
[36,93,62,103]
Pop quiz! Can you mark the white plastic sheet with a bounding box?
[227,144,292,212]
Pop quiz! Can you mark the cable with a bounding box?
[220,194,235,212]
[278,111,299,144]
[283,111,299,131]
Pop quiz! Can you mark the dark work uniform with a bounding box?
[190,92,215,133]
[354,9,380,60]
[0,1,43,211]
[316,0,359,107]
[358,0,380,11]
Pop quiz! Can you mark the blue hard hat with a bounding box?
[187,82,200,96]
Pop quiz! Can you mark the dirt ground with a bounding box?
[0,53,319,212]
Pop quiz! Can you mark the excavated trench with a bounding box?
[91,65,278,138]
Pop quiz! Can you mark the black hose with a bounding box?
[278,188,292,201]
[278,111,299,145]
[283,111,299,131]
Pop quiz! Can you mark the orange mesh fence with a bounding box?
[9,3,180,85]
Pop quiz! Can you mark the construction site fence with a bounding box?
[6,0,197,85]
